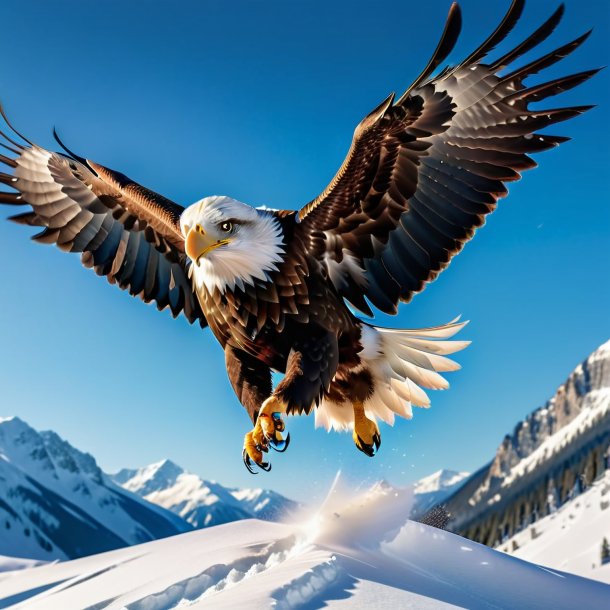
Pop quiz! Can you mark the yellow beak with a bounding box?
[185,226,230,265]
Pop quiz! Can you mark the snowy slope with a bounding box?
[498,469,610,584]
[111,459,299,528]
[1,477,607,610]
[0,417,191,561]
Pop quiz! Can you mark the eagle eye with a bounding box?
[219,221,234,233]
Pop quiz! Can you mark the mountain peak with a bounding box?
[0,415,29,430]
[111,459,299,528]
[367,479,397,495]
[410,469,471,517]
[116,459,185,497]
[0,418,190,561]
[149,458,184,477]
[414,469,470,495]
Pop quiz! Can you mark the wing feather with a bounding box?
[0,117,205,326]
[295,1,597,313]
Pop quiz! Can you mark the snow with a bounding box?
[411,469,470,516]
[590,339,610,361]
[111,460,298,528]
[413,469,470,495]
[456,340,610,523]
[0,417,190,561]
[1,475,607,610]
[498,469,610,584]
[0,556,46,572]
[115,460,186,497]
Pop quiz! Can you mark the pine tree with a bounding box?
[546,479,559,514]
[601,537,610,565]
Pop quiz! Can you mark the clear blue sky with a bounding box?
[0,0,608,503]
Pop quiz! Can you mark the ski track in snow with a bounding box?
[126,534,346,609]
[125,536,299,610]
[271,557,343,610]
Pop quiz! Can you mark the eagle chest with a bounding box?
[197,271,351,366]
[197,283,287,361]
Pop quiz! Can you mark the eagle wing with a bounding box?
[296,0,597,316]
[0,114,206,326]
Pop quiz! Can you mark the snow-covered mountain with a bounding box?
[111,459,299,528]
[442,339,610,550]
[0,417,191,561]
[411,469,470,515]
[2,478,608,609]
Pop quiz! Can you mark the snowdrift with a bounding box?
[1,475,608,609]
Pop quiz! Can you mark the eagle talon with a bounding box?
[242,449,258,474]
[242,399,288,473]
[269,432,290,452]
[242,448,272,474]
[243,429,272,473]
[355,434,379,457]
[353,405,381,457]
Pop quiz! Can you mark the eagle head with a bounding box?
[180,196,285,293]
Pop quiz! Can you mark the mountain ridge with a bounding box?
[441,339,610,547]
[0,416,191,561]
[110,458,300,528]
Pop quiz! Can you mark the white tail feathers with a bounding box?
[315,317,470,432]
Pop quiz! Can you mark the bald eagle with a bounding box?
[0,0,596,472]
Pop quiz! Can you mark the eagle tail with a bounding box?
[315,317,469,431]
[365,317,470,425]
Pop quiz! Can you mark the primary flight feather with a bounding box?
[0,0,596,472]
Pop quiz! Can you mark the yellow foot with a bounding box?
[353,401,381,457]
[242,395,290,474]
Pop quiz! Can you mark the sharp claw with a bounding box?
[374,433,381,452]
[242,448,272,473]
[242,449,258,474]
[263,413,289,449]
[243,407,289,472]
[356,434,377,458]
[270,432,290,452]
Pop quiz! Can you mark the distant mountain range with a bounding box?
[0,417,299,562]
[440,339,610,552]
[0,416,190,561]
[0,413,467,564]
[110,459,300,528]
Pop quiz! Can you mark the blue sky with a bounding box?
[0,0,608,503]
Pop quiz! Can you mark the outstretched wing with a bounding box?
[0,113,206,326]
[296,0,597,316]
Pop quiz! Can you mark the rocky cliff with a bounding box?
[443,340,610,546]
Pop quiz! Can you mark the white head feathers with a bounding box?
[180,196,285,293]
